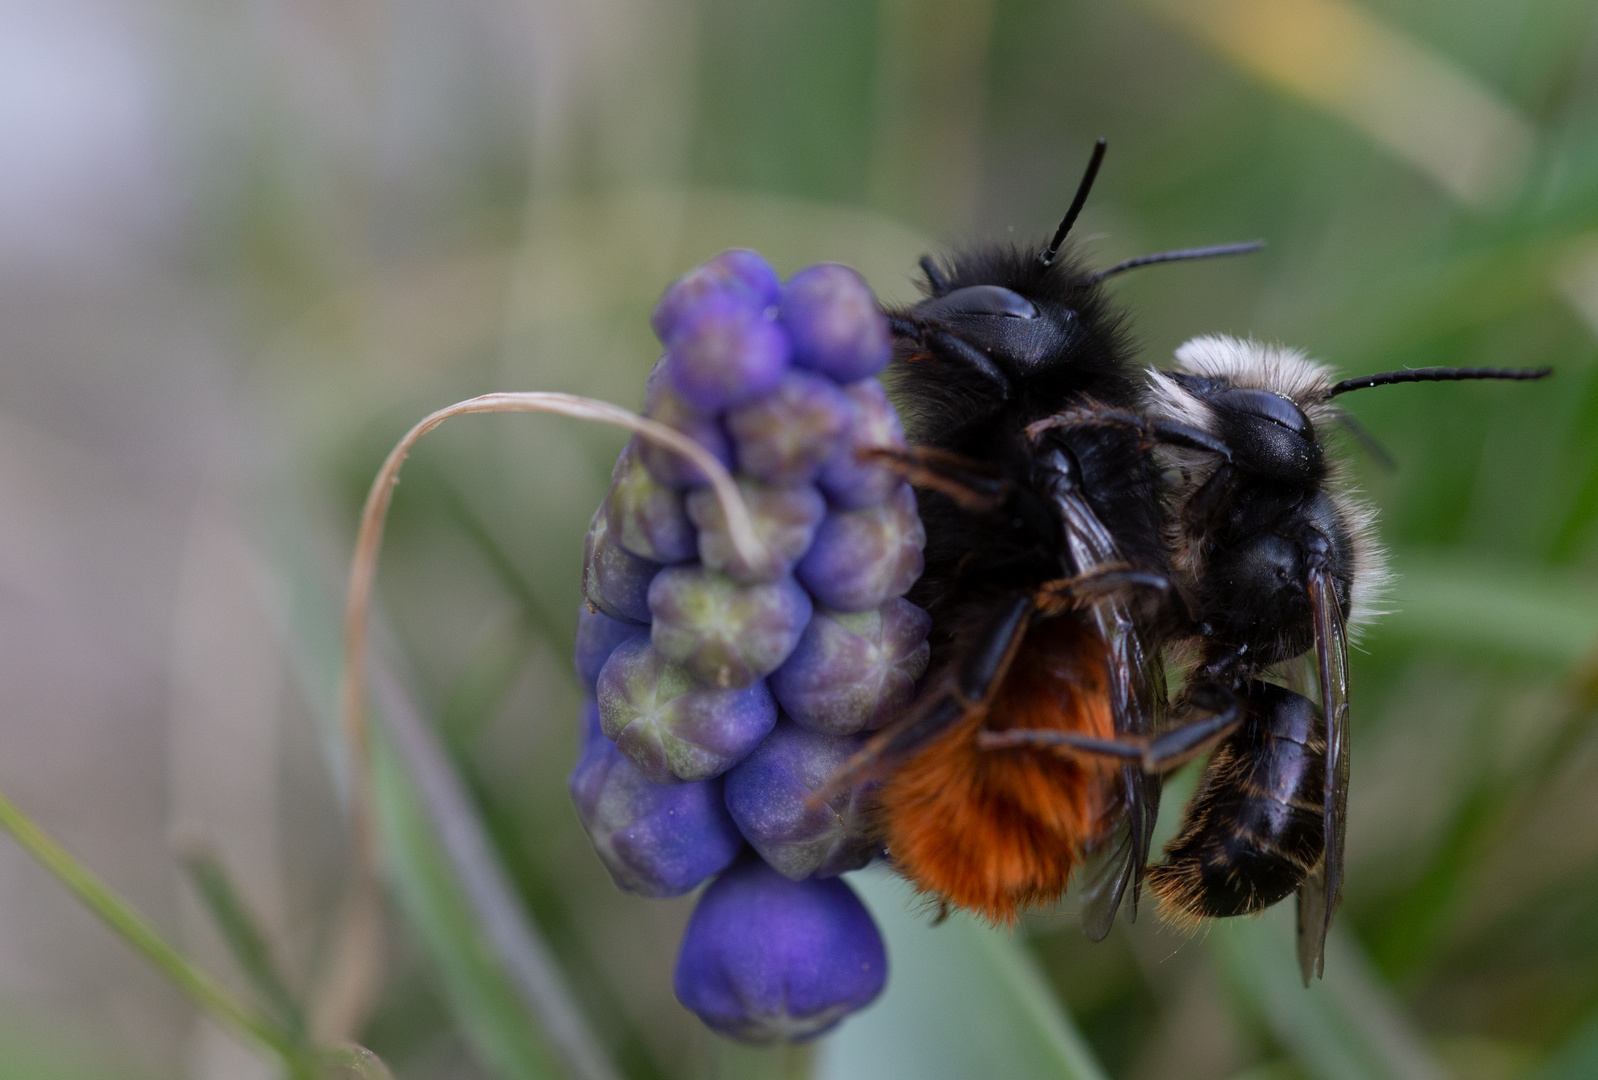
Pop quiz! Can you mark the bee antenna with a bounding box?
[1327,366,1553,398]
[1039,138,1107,268]
[1086,240,1266,284]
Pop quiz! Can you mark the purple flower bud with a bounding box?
[780,264,891,382]
[769,599,931,734]
[649,567,813,688]
[570,700,745,897]
[640,361,734,489]
[685,480,825,584]
[574,605,649,693]
[795,484,925,612]
[723,722,881,880]
[817,379,907,510]
[664,300,790,413]
[652,250,781,347]
[604,440,697,564]
[597,639,777,783]
[726,371,851,485]
[674,856,886,1042]
[582,507,659,624]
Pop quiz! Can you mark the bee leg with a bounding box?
[1034,564,1171,615]
[977,684,1241,774]
[806,595,1035,807]
[1025,407,1233,461]
[919,255,951,296]
[887,314,1010,399]
[865,445,1009,512]
[1182,461,1236,531]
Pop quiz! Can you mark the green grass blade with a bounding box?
[1212,905,1448,1080]
[816,867,1108,1080]
[319,1044,399,1080]
[369,728,568,1080]
[1530,1009,1598,1080]
[179,842,307,1038]
[1375,553,1598,666]
[0,789,319,1078]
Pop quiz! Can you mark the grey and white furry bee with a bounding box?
[1141,336,1543,981]
[984,333,1546,982]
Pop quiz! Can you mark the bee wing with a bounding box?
[1298,566,1351,983]
[1075,813,1134,941]
[1052,478,1166,930]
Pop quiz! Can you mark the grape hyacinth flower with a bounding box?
[723,721,881,880]
[796,483,926,612]
[674,856,887,1041]
[648,567,812,689]
[596,637,777,783]
[605,440,697,565]
[573,605,648,694]
[685,479,825,585]
[569,248,924,1041]
[769,598,931,735]
[570,701,745,897]
[582,507,659,624]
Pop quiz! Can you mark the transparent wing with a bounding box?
[1299,566,1351,983]
[1050,461,1166,933]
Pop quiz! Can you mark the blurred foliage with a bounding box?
[16,0,1598,1077]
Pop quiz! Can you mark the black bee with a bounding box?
[1135,343,1548,978]
[824,139,1551,980]
[990,337,1547,980]
[819,140,1264,934]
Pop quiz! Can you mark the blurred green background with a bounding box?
[3,0,1598,1077]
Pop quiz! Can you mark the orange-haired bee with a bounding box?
[821,141,1260,932]
[824,141,1550,975]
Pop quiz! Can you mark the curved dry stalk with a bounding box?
[322,390,768,1042]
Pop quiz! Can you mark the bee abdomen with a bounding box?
[1147,684,1326,922]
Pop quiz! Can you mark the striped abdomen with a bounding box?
[1147,681,1325,921]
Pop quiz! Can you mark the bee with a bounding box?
[1130,341,1547,978]
[822,140,1550,976]
[819,140,1264,932]
[961,321,1547,980]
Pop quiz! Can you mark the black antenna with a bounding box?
[1328,366,1552,398]
[1039,139,1107,268]
[1086,240,1266,284]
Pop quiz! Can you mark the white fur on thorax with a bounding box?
[1141,335,1392,633]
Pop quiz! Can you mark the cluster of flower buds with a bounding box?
[568,250,929,1041]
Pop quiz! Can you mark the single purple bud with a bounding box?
[649,567,812,689]
[605,440,697,563]
[723,721,881,880]
[664,299,790,413]
[780,264,891,382]
[640,360,734,489]
[817,379,907,510]
[686,480,825,584]
[652,250,781,347]
[726,371,852,485]
[582,507,659,624]
[570,700,745,897]
[574,605,649,693]
[597,639,777,783]
[769,599,931,734]
[674,856,887,1042]
[795,484,925,612]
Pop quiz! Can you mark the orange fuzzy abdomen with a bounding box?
[877,617,1119,924]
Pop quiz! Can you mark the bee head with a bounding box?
[1199,496,1357,660]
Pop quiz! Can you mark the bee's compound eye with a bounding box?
[1214,388,1311,434]
[921,285,1039,320]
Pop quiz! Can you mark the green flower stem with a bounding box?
[0,787,317,1075]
